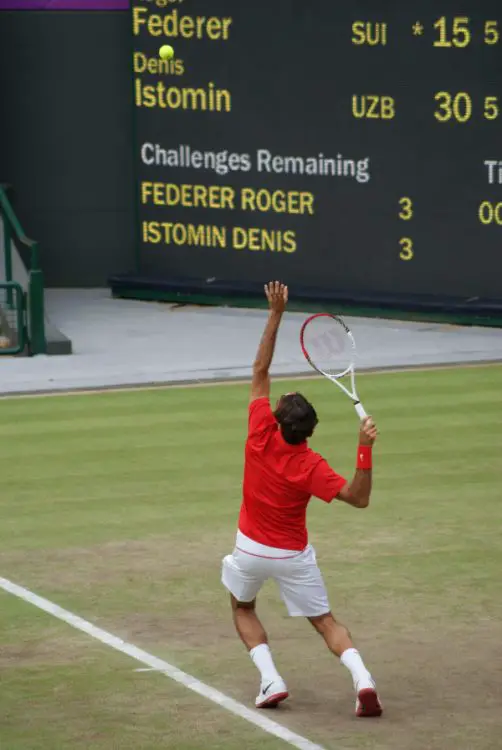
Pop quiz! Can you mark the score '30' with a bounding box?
[434,93,498,123]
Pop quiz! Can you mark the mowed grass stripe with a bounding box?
[1,366,500,546]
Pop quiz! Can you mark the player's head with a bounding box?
[274,392,318,445]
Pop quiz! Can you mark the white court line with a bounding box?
[0,577,326,750]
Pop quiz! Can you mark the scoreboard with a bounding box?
[131,0,502,308]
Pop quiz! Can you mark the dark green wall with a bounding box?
[0,11,135,286]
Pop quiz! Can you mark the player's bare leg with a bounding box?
[231,595,267,649]
[309,611,353,655]
[309,612,382,717]
[230,595,288,708]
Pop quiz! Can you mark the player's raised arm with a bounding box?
[250,281,288,402]
[336,417,377,509]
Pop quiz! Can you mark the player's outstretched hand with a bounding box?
[359,416,378,446]
[265,281,288,313]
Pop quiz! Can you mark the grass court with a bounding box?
[1,365,501,750]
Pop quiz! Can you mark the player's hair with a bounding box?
[274,393,318,445]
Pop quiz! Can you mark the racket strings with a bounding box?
[302,315,355,378]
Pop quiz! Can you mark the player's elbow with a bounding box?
[350,490,370,508]
[338,486,370,508]
[355,494,370,509]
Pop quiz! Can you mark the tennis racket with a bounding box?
[300,313,368,420]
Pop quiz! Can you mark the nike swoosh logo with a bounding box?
[262,682,274,694]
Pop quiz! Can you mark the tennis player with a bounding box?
[221,281,382,717]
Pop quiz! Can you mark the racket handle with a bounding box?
[354,402,368,420]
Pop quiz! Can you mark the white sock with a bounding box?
[340,648,373,689]
[249,644,281,683]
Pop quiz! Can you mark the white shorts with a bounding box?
[221,530,330,617]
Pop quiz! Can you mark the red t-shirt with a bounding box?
[238,398,347,550]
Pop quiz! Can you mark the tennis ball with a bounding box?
[159,45,174,61]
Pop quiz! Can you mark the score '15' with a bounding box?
[433,18,499,47]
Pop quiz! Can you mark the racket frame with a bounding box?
[300,313,368,420]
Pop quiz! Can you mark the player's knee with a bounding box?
[309,611,350,636]
[230,594,256,611]
[308,611,333,632]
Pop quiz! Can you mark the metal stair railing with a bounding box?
[0,184,46,355]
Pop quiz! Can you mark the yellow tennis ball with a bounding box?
[159,45,174,61]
